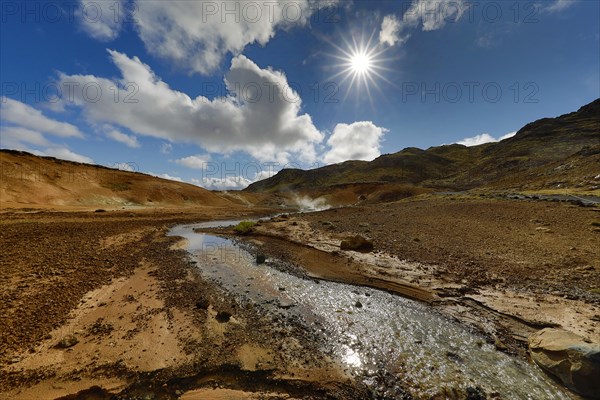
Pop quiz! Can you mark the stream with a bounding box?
[168,220,571,399]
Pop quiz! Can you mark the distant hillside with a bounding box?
[246,99,600,196]
[0,150,235,209]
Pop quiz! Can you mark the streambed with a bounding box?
[169,220,571,399]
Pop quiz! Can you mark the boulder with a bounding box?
[56,334,79,348]
[340,235,374,253]
[528,328,600,398]
[256,254,266,264]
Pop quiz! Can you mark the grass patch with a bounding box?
[233,221,256,235]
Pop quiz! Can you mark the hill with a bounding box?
[246,99,600,199]
[0,150,236,210]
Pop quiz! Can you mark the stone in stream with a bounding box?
[256,254,266,264]
[528,328,600,398]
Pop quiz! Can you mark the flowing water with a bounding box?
[169,221,571,399]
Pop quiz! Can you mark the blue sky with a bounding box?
[1,0,598,189]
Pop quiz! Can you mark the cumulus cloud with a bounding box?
[57,50,323,164]
[0,99,92,164]
[78,0,126,41]
[456,131,516,146]
[0,97,84,138]
[380,0,467,46]
[148,172,184,183]
[40,147,94,164]
[191,176,253,191]
[323,121,388,164]
[132,0,337,74]
[109,162,137,172]
[379,15,409,46]
[545,0,576,13]
[175,154,211,169]
[105,127,140,148]
[160,143,173,154]
[190,167,277,190]
[0,126,51,148]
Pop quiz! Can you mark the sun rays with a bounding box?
[325,30,396,105]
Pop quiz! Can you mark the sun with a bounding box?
[325,32,394,103]
[350,51,373,75]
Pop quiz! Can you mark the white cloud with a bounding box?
[0,100,93,164]
[105,127,140,148]
[191,176,252,190]
[499,131,517,141]
[40,147,94,164]
[58,50,323,164]
[190,168,276,190]
[133,0,337,74]
[175,154,211,169]
[379,14,410,46]
[323,121,388,165]
[110,162,137,172]
[149,172,184,183]
[0,97,84,138]
[545,0,576,13]
[78,0,125,41]
[0,131,94,164]
[456,133,496,146]
[456,131,516,147]
[380,0,467,47]
[160,143,173,154]
[0,126,51,148]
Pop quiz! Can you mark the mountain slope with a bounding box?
[0,150,235,209]
[246,99,600,195]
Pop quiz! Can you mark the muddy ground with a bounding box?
[0,208,363,399]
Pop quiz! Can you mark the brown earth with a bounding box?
[233,195,599,358]
[0,209,363,399]
[0,150,237,210]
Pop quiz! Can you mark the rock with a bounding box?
[256,254,266,264]
[446,351,463,363]
[529,328,600,398]
[466,386,486,400]
[277,300,295,309]
[340,235,374,253]
[354,301,363,308]
[195,299,209,310]
[56,334,79,348]
[215,311,232,323]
